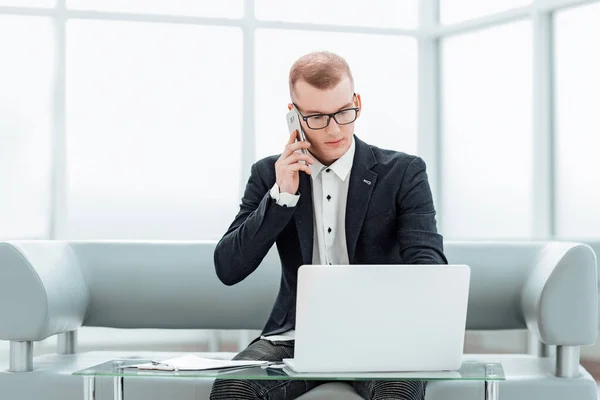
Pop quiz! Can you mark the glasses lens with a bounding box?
[306,115,329,129]
[334,109,357,125]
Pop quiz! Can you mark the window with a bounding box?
[555,3,600,239]
[441,0,531,25]
[0,15,54,239]
[441,22,533,239]
[255,0,418,29]
[67,0,244,18]
[0,0,54,6]
[65,20,243,239]
[255,29,418,161]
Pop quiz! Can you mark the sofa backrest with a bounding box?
[445,242,543,330]
[0,240,597,344]
[71,241,281,330]
[75,241,547,331]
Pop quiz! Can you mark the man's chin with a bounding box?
[317,145,351,164]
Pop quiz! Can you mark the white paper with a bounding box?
[132,355,269,371]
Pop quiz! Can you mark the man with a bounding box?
[210,51,447,400]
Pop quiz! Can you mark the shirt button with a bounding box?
[326,195,331,201]
[325,168,331,173]
[328,227,332,234]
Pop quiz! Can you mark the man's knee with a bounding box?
[210,379,264,400]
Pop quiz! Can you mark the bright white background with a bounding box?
[0,15,53,239]
[67,0,244,18]
[441,21,533,239]
[255,0,418,28]
[554,2,600,239]
[0,0,598,241]
[65,20,243,239]
[440,0,531,24]
[1,0,600,363]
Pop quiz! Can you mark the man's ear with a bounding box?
[355,93,362,117]
[288,103,293,111]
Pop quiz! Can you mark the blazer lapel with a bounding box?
[294,171,314,265]
[346,136,378,264]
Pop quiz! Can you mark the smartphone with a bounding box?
[286,108,308,156]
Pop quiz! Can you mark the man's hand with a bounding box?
[275,130,314,194]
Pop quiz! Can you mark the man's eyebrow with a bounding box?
[303,102,354,115]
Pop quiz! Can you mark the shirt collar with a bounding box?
[309,137,355,182]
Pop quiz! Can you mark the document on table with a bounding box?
[128,355,271,371]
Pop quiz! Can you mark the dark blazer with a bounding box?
[214,135,447,336]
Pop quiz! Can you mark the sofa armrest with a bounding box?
[522,242,598,346]
[0,241,89,341]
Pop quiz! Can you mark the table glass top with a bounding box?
[73,359,505,381]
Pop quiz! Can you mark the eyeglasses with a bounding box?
[293,95,359,130]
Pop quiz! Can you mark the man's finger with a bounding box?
[287,130,297,145]
[282,141,311,158]
[287,163,312,174]
[281,153,314,166]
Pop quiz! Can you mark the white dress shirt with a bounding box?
[263,138,355,342]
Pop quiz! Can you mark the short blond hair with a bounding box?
[289,51,354,98]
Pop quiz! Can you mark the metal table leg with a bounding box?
[114,376,124,400]
[84,376,95,400]
[485,380,498,400]
[109,360,125,400]
[484,363,499,400]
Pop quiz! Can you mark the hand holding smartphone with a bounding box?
[275,108,313,194]
[286,109,308,156]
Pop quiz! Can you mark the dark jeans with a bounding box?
[210,339,426,400]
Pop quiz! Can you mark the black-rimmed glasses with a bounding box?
[293,96,359,130]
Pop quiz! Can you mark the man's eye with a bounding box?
[337,110,348,116]
[311,116,326,121]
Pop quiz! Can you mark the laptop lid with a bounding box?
[291,264,470,372]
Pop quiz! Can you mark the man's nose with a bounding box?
[327,118,341,134]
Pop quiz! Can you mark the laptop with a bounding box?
[282,264,470,373]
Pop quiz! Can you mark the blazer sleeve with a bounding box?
[396,156,448,265]
[214,161,296,285]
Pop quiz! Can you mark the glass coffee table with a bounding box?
[74,359,504,400]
